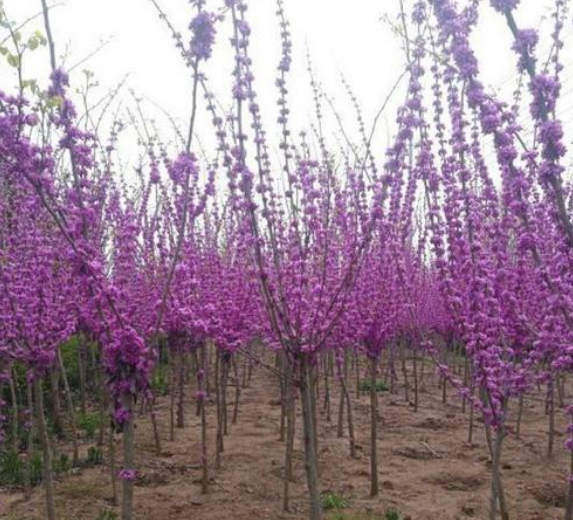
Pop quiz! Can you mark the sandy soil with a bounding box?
[1,362,571,520]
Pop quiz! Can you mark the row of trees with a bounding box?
[1,0,573,519]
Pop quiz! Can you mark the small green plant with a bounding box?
[384,508,402,520]
[59,335,82,389]
[86,446,103,467]
[0,449,25,486]
[95,509,118,520]
[55,452,70,474]
[0,449,68,487]
[29,451,43,486]
[151,364,169,395]
[321,491,349,511]
[78,411,102,438]
[359,379,389,393]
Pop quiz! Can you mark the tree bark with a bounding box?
[369,356,379,497]
[300,355,322,520]
[121,394,136,520]
[57,347,79,465]
[34,378,56,520]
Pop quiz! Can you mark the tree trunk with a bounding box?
[412,346,419,412]
[565,441,573,520]
[78,336,87,415]
[121,394,136,520]
[400,340,410,403]
[222,355,229,436]
[341,368,356,458]
[516,394,524,439]
[49,366,63,436]
[215,351,223,469]
[34,378,56,520]
[149,392,162,455]
[169,348,176,439]
[9,368,19,453]
[109,413,118,505]
[176,351,186,428]
[57,347,79,465]
[232,355,240,425]
[323,353,331,421]
[283,362,296,512]
[489,424,508,520]
[355,351,361,394]
[548,379,555,458]
[279,353,287,441]
[300,355,322,520]
[337,353,346,438]
[369,356,379,497]
[26,382,35,490]
[199,344,209,494]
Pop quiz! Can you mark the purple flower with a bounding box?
[114,407,131,426]
[189,12,217,61]
[490,0,521,12]
[118,469,137,481]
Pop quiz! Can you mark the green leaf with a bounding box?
[22,79,38,93]
[46,96,63,109]
[6,53,19,68]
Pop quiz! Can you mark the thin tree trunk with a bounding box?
[548,379,555,458]
[97,381,108,447]
[34,378,56,520]
[412,346,419,412]
[199,344,209,494]
[300,355,322,520]
[121,394,136,520]
[420,350,426,388]
[400,340,410,403]
[26,381,35,490]
[565,442,573,520]
[468,375,475,444]
[311,363,319,467]
[489,425,508,520]
[323,353,331,421]
[232,355,240,425]
[176,351,186,429]
[283,363,296,512]
[9,368,19,453]
[49,366,63,436]
[516,394,524,439]
[109,414,118,505]
[78,336,87,415]
[215,351,223,469]
[558,374,565,408]
[389,345,398,395]
[242,353,248,388]
[355,351,361,394]
[337,358,346,439]
[149,392,162,455]
[369,356,379,497]
[341,369,356,458]
[57,347,79,465]
[279,353,287,442]
[462,356,469,414]
[222,354,229,436]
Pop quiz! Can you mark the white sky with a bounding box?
[2,0,573,176]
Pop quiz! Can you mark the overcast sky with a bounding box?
[2,0,573,176]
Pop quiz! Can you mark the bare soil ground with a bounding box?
[1,363,571,520]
